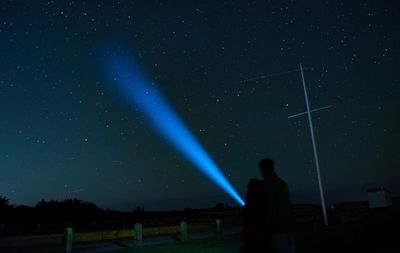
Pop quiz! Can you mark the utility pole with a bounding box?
[298,63,329,225]
[242,64,331,225]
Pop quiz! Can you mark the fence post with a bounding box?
[216,219,223,236]
[64,227,73,253]
[180,220,188,241]
[134,222,143,245]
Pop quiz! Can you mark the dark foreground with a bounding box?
[113,212,400,253]
[2,204,399,253]
[5,212,400,253]
[117,237,240,253]
[115,205,400,253]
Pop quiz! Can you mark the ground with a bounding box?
[114,237,240,253]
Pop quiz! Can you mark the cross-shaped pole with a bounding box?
[242,64,331,225]
[288,64,329,225]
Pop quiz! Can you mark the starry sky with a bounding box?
[0,0,399,210]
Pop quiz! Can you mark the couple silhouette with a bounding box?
[241,159,295,253]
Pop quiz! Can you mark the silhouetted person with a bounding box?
[259,158,295,253]
[241,159,295,253]
[241,179,265,252]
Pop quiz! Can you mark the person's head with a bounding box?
[258,158,277,179]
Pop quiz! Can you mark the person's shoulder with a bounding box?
[247,178,262,187]
[276,177,288,187]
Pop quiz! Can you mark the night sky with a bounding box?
[1,0,399,210]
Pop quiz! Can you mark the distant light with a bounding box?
[102,53,244,206]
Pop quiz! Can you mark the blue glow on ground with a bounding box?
[103,54,244,206]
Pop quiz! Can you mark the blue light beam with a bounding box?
[103,54,244,206]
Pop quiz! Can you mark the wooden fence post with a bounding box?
[64,227,73,253]
[216,219,223,236]
[180,220,188,241]
[134,222,143,245]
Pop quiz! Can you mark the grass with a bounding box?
[114,236,240,253]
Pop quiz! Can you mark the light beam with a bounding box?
[102,53,244,206]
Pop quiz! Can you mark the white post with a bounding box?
[216,219,223,236]
[64,227,73,253]
[299,63,329,226]
[134,222,143,245]
[180,221,188,241]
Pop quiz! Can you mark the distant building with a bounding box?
[367,188,392,208]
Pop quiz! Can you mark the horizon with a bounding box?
[5,182,399,212]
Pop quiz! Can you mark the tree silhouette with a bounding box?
[0,196,13,210]
[34,198,101,222]
[133,206,145,222]
[0,196,14,223]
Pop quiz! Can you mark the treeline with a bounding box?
[0,196,237,235]
[0,196,107,223]
[0,196,145,235]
